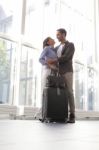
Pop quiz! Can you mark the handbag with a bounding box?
[46,70,66,88]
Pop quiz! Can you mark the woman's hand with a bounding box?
[47,59,57,64]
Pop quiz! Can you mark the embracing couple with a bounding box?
[39,28,75,123]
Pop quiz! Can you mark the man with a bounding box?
[48,28,75,123]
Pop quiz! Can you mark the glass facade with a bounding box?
[0,0,99,113]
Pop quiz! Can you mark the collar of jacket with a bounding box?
[64,40,69,45]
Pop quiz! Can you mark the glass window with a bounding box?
[0,38,16,104]
[41,0,60,40]
[61,0,93,20]
[60,1,94,65]
[0,0,13,33]
[0,0,23,34]
[87,68,96,110]
[19,46,41,106]
[25,0,44,48]
[74,63,85,110]
[74,62,98,111]
[0,0,98,115]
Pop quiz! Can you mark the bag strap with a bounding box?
[50,63,60,77]
[50,69,57,76]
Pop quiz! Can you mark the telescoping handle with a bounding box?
[55,61,60,76]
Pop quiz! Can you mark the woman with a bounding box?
[39,37,58,92]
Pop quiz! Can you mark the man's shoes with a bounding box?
[68,113,75,123]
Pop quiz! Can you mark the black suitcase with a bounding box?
[42,86,68,123]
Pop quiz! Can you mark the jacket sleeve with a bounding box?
[58,43,75,63]
[39,48,48,65]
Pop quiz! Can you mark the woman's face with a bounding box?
[47,38,55,46]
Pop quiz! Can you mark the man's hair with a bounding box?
[57,28,67,36]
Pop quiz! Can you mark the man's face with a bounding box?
[56,31,64,42]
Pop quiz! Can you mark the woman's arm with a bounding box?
[39,47,48,65]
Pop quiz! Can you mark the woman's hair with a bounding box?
[43,37,51,48]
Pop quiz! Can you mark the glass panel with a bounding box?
[0,0,13,33]
[60,1,94,65]
[0,38,16,104]
[61,0,93,20]
[87,68,96,110]
[0,0,22,34]
[19,46,41,106]
[74,63,85,110]
[40,0,60,39]
[74,63,98,111]
[0,0,13,32]
[25,0,44,48]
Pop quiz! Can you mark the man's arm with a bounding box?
[58,43,75,63]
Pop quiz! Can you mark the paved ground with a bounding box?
[0,120,99,150]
